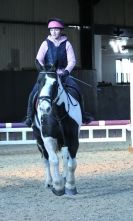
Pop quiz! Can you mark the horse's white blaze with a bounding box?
[39,75,56,114]
[40,75,56,96]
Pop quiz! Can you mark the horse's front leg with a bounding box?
[61,146,69,180]
[37,142,52,188]
[43,158,52,188]
[42,136,65,196]
[65,156,77,195]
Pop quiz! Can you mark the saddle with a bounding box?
[64,84,81,104]
[63,81,94,124]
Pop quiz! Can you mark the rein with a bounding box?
[52,86,64,104]
[38,95,51,104]
[53,86,70,122]
[70,76,93,88]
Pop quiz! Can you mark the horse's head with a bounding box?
[38,71,61,115]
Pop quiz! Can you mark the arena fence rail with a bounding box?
[0,120,130,145]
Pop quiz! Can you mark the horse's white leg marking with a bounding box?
[61,146,69,179]
[43,158,52,187]
[65,156,77,190]
[37,143,52,187]
[42,136,64,191]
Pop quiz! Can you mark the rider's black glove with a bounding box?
[35,59,45,72]
[60,70,70,83]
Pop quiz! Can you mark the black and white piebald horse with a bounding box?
[32,71,82,196]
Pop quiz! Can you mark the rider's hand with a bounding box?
[63,70,69,77]
[60,70,70,82]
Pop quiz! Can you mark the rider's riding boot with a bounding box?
[80,98,94,124]
[25,115,32,127]
[24,95,34,127]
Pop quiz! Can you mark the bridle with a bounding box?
[52,85,64,104]
[38,95,52,105]
[38,80,64,106]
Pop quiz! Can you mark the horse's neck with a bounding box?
[57,82,78,112]
[56,83,67,105]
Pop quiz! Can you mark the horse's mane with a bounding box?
[38,75,45,94]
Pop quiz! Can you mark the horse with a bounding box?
[32,71,82,196]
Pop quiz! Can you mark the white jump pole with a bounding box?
[129,62,133,152]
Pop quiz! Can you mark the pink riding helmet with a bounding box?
[48,18,64,29]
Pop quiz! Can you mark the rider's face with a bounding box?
[50,28,62,39]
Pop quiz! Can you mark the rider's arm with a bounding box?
[65,41,76,73]
[36,40,48,67]
[35,59,45,72]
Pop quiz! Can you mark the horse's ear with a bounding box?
[49,65,56,72]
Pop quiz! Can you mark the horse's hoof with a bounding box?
[65,187,78,195]
[52,187,65,196]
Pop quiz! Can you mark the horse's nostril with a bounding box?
[46,106,51,113]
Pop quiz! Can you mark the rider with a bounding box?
[24,18,90,127]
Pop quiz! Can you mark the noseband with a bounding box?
[38,95,52,105]
[38,74,63,107]
[38,85,64,106]
[38,75,77,122]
